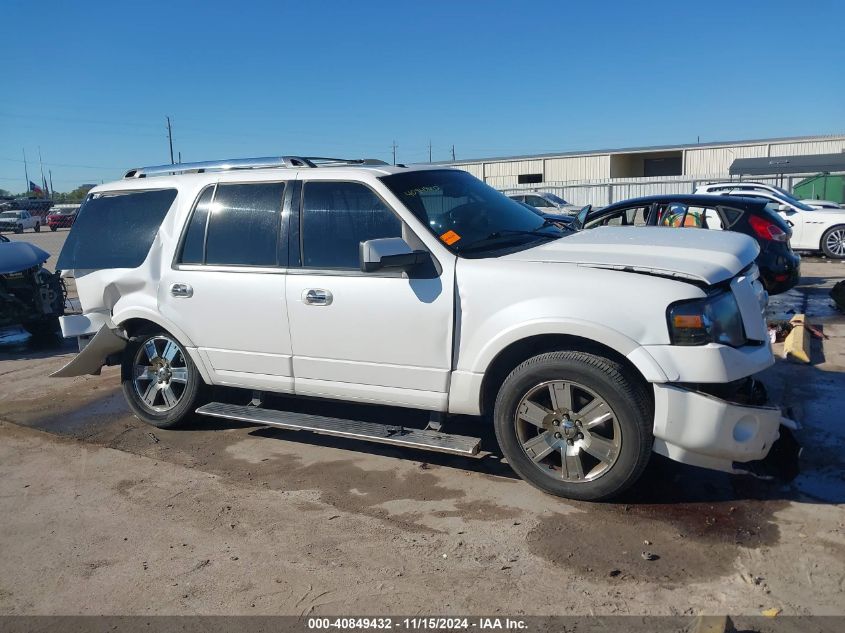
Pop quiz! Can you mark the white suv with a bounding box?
[53,156,795,500]
[695,182,845,258]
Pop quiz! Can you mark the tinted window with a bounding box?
[56,189,177,270]
[302,182,401,269]
[180,186,214,264]
[205,182,284,266]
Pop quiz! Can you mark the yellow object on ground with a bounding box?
[784,314,811,363]
[691,615,728,632]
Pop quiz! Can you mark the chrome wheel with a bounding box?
[132,335,189,413]
[514,379,621,483]
[825,228,845,257]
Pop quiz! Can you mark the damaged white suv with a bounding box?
[54,156,797,500]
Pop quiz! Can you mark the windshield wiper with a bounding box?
[459,225,560,252]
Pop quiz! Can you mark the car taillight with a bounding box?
[749,215,788,242]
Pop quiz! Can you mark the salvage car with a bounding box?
[46,207,78,231]
[507,191,580,215]
[576,194,800,295]
[52,156,797,501]
[695,182,845,259]
[0,240,65,344]
[0,210,41,233]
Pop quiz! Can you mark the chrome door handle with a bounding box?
[303,288,332,306]
[170,283,193,298]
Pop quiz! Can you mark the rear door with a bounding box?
[158,180,295,392]
[284,178,454,411]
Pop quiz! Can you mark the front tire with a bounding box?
[821,225,845,259]
[121,330,205,429]
[34,223,40,232]
[493,351,653,501]
[50,225,57,231]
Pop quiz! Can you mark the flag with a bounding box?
[29,181,44,195]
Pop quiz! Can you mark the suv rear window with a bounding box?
[56,189,177,270]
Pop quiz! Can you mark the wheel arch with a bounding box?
[477,332,662,418]
[821,223,845,257]
[114,311,213,385]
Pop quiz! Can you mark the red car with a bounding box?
[46,208,78,231]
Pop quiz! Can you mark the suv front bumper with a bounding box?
[652,379,798,476]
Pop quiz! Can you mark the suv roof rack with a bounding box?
[123,156,389,179]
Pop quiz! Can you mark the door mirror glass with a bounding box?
[359,237,427,273]
[574,205,591,230]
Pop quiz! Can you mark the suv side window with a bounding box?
[204,182,285,267]
[301,181,402,269]
[179,186,215,264]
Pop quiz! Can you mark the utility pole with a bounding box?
[451,144,456,161]
[428,140,432,163]
[166,116,175,165]
[178,151,182,164]
[38,147,48,198]
[49,170,54,195]
[22,148,30,192]
[392,140,398,165]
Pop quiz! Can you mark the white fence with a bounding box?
[497,173,833,207]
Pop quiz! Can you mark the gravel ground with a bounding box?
[0,234,843,616]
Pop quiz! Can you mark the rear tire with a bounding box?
[821,225,845,259]
[493,351,653,501]
[34,223,40,232]
[50,225,57,232]
[121,330,206,429]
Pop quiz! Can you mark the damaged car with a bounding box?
[0,238,65,345]
[53,157,799,500]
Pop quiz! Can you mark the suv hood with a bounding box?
[502,226,759,285]
[0,242,50,275]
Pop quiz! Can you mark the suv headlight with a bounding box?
[667,291,746,347]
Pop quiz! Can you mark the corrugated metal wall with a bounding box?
[445,136,845,203]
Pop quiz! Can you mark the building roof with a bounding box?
[729,153,845,176]
[435,133,845,166]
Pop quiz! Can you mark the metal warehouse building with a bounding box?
[440,134,845,206]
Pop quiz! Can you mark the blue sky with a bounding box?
[2,0,843,192]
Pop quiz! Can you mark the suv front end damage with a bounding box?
[647,265,800,479]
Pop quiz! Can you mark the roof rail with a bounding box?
[123,156,389,179]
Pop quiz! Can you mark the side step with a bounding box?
[196,402,481,456]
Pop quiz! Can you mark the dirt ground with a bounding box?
[1,243,844,615]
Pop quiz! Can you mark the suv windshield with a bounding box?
[381,170,564,255]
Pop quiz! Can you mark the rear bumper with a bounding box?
[759,251,801,295]
[652,379,797,475]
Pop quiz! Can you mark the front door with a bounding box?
[159,180,294,392]
[285,179,454,411]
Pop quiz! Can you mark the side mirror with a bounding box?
[777,203,793,213]
[359,237,428,273]
[574,204,592,230]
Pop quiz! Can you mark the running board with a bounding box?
[196,402,481,456]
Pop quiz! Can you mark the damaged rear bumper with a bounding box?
[652,378,799,479]
[51,313,128,377]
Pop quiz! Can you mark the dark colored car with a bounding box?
[0,241,65,342]
[46,208,78,231]
[575,195,800,295]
